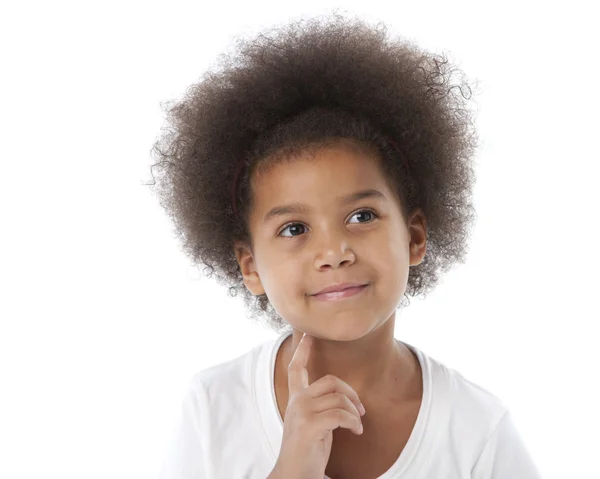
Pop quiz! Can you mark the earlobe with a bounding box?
[233,241,266,296]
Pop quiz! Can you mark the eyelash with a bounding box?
[276,208,379,238]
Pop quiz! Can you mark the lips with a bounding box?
[311,284,369,301]
[311,282,369,296]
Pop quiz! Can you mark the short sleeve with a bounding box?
[471,410,542,479]
[158,381,209,479]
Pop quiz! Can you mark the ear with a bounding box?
[407,208,427,266]
[233,240,266,296]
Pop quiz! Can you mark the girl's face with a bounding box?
[235,141,427,340]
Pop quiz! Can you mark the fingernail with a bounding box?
[360,403,366,415]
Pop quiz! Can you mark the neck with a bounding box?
[280,313,415,403]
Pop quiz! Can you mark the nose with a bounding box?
[313,234,356,270]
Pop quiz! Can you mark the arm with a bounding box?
[471,410,542,479]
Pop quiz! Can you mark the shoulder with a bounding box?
[415,344,510,421]
[438,355,517,462]
[186,336,277,400]
[412,344,511,451]
[451,366,509,417]
[406,345,541,476]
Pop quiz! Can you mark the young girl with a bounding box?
[151,12,542,479]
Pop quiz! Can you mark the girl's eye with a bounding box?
[277,209,378,238]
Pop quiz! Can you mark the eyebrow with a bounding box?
[262,188,387,224]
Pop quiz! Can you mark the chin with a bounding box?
[312,317,376,341]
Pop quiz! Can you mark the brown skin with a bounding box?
[234,141,427,476]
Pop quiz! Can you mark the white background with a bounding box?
[1,1,598,478]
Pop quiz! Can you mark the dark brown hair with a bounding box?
[147,12,480,333]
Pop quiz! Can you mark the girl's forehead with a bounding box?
[253,143,385,187]
[250,150,392,210]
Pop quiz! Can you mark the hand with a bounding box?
[271,333,366,479]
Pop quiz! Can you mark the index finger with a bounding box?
[287,332,313,395]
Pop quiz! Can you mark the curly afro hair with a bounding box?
[147,12,480,334]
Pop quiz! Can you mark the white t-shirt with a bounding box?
[159,331,542,478]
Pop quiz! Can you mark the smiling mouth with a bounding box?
[310,284,370,301]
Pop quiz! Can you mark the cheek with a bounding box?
[259,253,320,319]
[373,235,411,283]
[259,271,306,326]
[258,256,303,302]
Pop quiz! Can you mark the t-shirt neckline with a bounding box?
[257,331,439,479]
